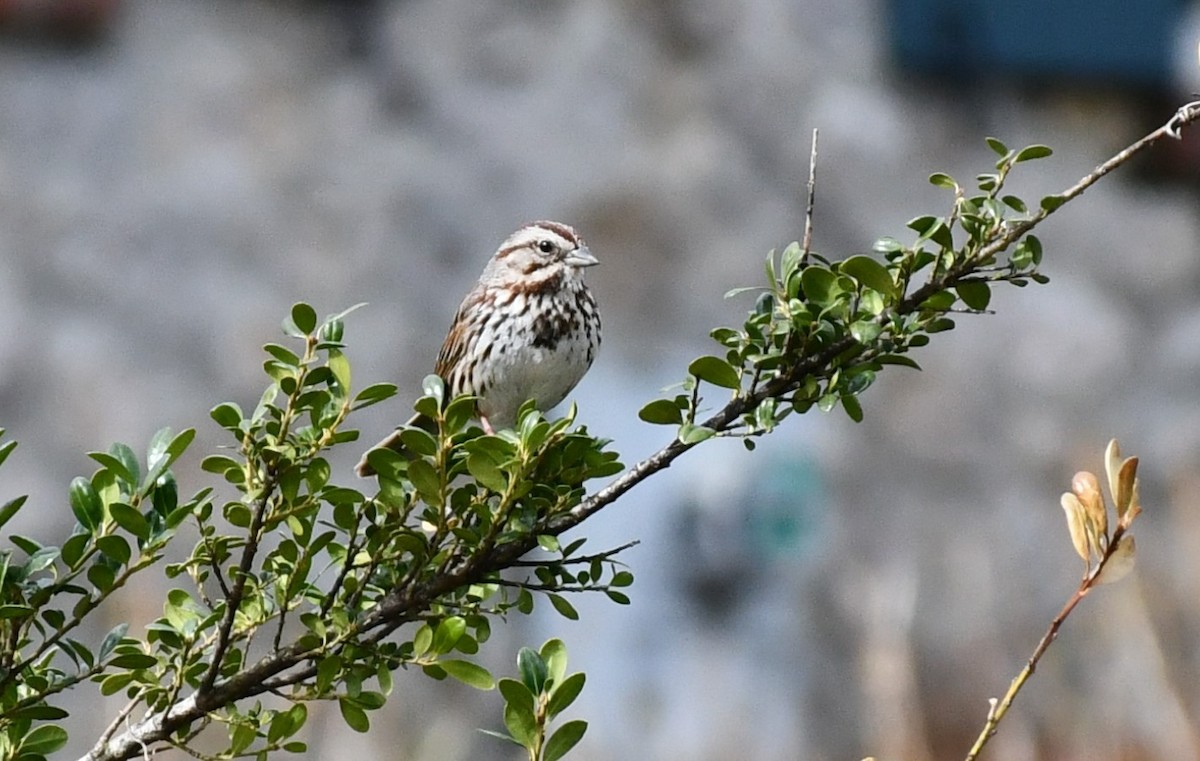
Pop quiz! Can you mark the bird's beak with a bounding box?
[565,246,599,268]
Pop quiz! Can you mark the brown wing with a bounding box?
[433,285,489,397]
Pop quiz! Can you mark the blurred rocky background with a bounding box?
[2,0,1200,759]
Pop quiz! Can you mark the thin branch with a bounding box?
[492,579,617,594]
[974,100,1200,266]
[801,128,819,260]
[505,540,640,567]
[963,519,1135,761]
[554,101,1200,534]
[198,471,276,696]
[95,698,142,753]
[0,553,153,703]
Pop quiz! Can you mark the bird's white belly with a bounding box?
[477,333,593,428]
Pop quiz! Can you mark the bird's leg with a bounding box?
[480,415,496,435]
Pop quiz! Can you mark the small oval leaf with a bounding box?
[1014,144,1052,162]
[687,356,740,390]
[840,255,896,297]
[439,659,495,690]
[956,281,991,310]
[638,399,683,425]
[543,720,588,761]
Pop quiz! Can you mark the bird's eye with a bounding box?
[537,240,556,254]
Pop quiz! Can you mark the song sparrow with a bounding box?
[356,221,601,477]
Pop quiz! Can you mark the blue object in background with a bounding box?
[889,0,1188,88]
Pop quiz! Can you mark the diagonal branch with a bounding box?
[552,101,1200,534]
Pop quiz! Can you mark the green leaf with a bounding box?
[839,255,897,297]
[0,439,16,469]
[985,136,1008,157]
[108,652,158,669]
[319,317,345,343]
[352,383,398,410]
[26,545,59,574]
[841,394,864,423]
[163,428,196,468]
[541,638,568,687]
[928,172,957,189]
[543,720,588,761]
[800,266,839,307]
[872,237,904,255]
[956,281,992,310]
[328,348,351,393]
[499,678,536,714]
[431,617,467,655]
[61,533,89,569]
[6,705,69,721]
[678,424,715,445]
[421,374,445,406]
[110,503,151,541]
[517,647,548,694]
[925,317,956,333]
[152,472,179,518]
[268,704,308,744]
[687,356,740,390]
[210,402,243,429]
[878,354,922,370]
[88,452,137,486]
[440,659,495,690]
[354,691,387,710]
[547,593,579,621]
[291,303,318,335]
[17,724,69,756]
[546,672,586,718]
[338,698,370,733]
[69,476,103,532]
[906,215,938,236]
[264,342,301,367]
[201,455,241,476]
[1025,234,1043,264]
[503,702,537,749]
[638,399,683,425]
[88,563,116,591]
[1015,144,1052,162]
[316,655,342,694]
[406,459,442,506]
[229,722,256,755]
[466,454,507,492]
[0,495,27,532]
[100,623,128,659]
[113,442,143,486]
[411,624,433,657]
[919,291,956,311]
[849,320,881,344]
[606,590,631,604]
[96,535,131,565]
[1001,194,1028,213]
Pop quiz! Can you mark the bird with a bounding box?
[356,220,601,477]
